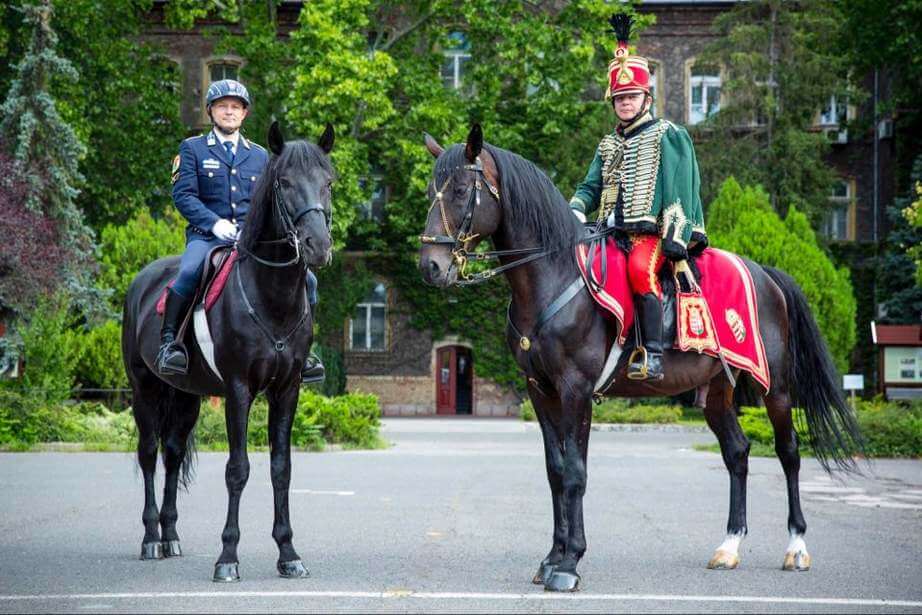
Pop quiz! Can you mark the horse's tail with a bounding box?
[156,387,198,489]
[762,266,865,473]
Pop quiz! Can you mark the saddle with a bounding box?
[575,238,771,394]
[156,247,238,341]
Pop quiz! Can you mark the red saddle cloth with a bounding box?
[156,249,238,315]
[575,239,771,392]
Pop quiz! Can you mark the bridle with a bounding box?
[418,156,548,285]
[237,178,331,268]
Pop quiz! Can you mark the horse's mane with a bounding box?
[239,140,333,251]
[434,143,582,261]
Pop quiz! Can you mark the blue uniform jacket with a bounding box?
[171,130,269,242]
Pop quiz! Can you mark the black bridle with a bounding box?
[418,156,548,286]
[237,178,331,269]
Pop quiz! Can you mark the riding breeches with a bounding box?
[626,234,666,298]
[173,238,319,306]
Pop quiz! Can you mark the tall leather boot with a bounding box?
[157,288,193,376]
[627,293,665,381]
[301,299,325,385]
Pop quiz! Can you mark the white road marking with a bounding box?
[290,489,354,496]
[0,590,920,607]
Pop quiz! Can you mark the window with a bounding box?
[688,63,721,125]
[209,62,238,84]
[441,32,471,91]
[822,179,855,241]
[350,283,387,351]
[358,174,387,222]
[819,95,848,127]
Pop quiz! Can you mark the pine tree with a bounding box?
[876,156,922,323]
[0,0,101,317]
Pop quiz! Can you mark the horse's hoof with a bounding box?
[162,540,182,558]
[140,542,163,560]
[782,551,811,571]
[707,549,740,570]
[544,570,580,592]
[277,559,310,579]
[213,562,240,583]
[532,561,558,585]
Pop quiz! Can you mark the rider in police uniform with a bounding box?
[157,78,324,383]
[569,15,708,381]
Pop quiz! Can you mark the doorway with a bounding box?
[435,345,474,415]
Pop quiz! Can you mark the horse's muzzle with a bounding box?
[419,255,457,288]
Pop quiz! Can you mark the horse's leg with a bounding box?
[765,390,811,571]
[544,376,593,592]
[131,373,165,560]
[703,376,750,570]
[159,389,201,558]
[266,383,309,579]
[530,390,567,585]
[131,386,163,559]
[213,383,254,583]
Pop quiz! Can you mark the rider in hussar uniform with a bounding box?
[158,78,324,383]
[569,14,708,381]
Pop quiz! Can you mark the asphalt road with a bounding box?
[0,418,920,613]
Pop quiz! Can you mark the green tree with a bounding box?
[708,177,857,371]
[876,156,922,322]
[0,0,99,317]
[695,0,850,223]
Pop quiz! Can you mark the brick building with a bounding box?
[144,0,896,414]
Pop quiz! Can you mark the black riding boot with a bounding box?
[157,289,193,376]
[301,300,325,385]
[627,293,665,381]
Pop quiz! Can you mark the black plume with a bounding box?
[608,13,633,44]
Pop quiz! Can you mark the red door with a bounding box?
[436,347,457,415]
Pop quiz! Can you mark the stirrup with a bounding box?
[626,347,649,380]
[157,343,189,376]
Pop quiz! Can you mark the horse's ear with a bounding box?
[268,120,285,156]
[465,123,483,163]
[424,133,444,158]
[318,122,335,154]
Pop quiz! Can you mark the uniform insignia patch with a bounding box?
[171,155,180,184]
[203,158,220,169]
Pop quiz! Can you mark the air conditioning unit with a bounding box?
[878,118,894,140]
[824,128,848,144]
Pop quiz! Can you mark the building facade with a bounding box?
[143,0,896,414]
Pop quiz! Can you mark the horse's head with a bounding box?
[419,123,502,288]
[259,120,335,268]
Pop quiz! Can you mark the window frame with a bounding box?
[685,58,722,125]
[348,284,388,352]
[822,178,857,242]
[441,32,471,92]
[646,59,665,119]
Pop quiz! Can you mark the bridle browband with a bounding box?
[237,177,331,268]
[418,155,548,285]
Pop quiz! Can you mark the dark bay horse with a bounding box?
[419,124,863,592]
[122,121,335,582]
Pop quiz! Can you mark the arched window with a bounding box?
[201,57,243,122]
[349,283,388,351]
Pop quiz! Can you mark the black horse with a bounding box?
[122,121,335,582]
[419,124,863,592]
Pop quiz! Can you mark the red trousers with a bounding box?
[627,234,666,298]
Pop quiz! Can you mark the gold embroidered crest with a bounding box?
[725,308,746,343]
[171,155,180,185]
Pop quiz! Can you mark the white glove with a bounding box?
[212,218,238,242]
[571,209,587,223]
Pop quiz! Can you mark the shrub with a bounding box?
[8,294,82,404]
[299,389,383,449]
[707,178,857,372]
[857,398,922,458]
[520,398,682,424]
[74,319,127,390]
[97,208,185,310]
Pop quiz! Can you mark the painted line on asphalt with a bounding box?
[290,489,355,496]
[0,590,920,607]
